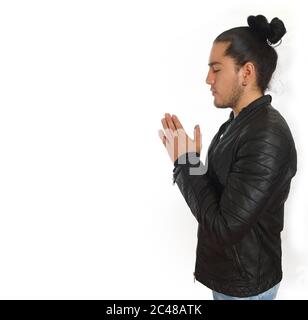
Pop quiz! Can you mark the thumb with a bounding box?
[194,124,201,151]
[194,124,200,139]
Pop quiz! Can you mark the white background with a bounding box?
[0,0,306,299]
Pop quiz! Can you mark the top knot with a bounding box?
[247,14,287,46]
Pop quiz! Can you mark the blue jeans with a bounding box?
[212,283,280,300]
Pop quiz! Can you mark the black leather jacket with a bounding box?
[172,94,297,297]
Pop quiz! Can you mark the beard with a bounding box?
[213,81,244,109]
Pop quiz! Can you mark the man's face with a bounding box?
[206,41,244,109]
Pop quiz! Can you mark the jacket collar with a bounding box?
[228,94,272,121]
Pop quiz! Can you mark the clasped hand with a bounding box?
[158,113,202,164]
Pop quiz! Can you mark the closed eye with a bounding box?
[213,70,220,73]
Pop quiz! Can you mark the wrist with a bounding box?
[174,151,200,167]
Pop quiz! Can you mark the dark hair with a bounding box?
[214,14,287,94]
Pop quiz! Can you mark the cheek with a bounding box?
[217,74,235,89]
[215,74,228,90]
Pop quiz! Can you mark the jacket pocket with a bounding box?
[232,245,248,280]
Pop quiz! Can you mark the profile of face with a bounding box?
[206,42,246,110]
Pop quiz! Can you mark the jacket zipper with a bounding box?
[232,245,247,279]
[253,227,261,285]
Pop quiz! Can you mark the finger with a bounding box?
[163,114,171,129]
[171,114,185,131]
[161,118,173,141]
[173,134,179,162]
[165,113,177,132]
[158,129,168,147]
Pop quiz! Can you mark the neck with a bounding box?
[232,91,263,117]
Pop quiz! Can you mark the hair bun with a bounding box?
[247,14,286,45]
[268,17,287,44]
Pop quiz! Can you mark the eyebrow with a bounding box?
[208,62,222,67]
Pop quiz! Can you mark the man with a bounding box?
[158,15,297,300]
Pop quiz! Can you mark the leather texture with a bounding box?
[173,94,297,297]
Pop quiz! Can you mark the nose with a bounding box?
[206,70,215,86]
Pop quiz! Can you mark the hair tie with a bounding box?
[266,38,282,48]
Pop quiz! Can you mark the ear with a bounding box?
[245,62,256,76]
[241,62,257,85]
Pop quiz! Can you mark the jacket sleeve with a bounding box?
[173,130,295,247]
